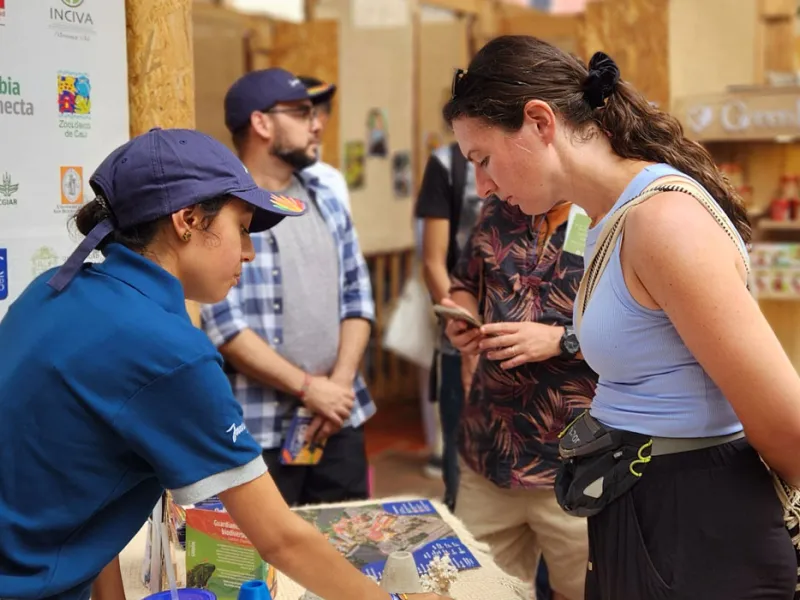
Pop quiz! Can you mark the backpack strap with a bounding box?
[575,174,750,333]
[443,143,469,273]
[450,142,467,211]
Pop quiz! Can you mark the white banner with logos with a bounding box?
[0,0,129,319]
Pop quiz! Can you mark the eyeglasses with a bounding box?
[450,68,527,99]
[264,105,318,121]
[451,68,468,98]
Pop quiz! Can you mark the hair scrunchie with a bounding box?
[583,52,620,109]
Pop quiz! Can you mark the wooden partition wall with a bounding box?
[186,0,682,402]
[191,1,419,405]
[127,0,200,323]
[364,250,418,404]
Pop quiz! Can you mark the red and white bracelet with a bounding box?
[297,372,312,399]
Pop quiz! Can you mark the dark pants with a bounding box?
[586,438,797,600]
[536,559,552,600]
[436,351,464,512]
[262,425,368,507]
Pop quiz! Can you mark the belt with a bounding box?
[650,431,745,457]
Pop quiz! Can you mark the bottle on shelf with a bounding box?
[787,175,800,221]
[770,175,795,222]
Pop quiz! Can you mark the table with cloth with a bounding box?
[119,497,529,600]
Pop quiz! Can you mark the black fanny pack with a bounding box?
[555,411,654,518]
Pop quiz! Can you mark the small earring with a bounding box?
[182,231,192,242]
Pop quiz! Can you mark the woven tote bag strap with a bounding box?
[574,185,662,332]
[645,175,751,274]
[574,174,750,333]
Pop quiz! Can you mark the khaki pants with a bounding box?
[456,461,589,600]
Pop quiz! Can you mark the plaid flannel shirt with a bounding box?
[200,171,376,449]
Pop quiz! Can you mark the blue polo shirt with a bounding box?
[0,244,266,600]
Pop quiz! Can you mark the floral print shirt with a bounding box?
[450,197,598,489]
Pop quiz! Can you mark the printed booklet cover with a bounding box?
[281,407,326,465]
[294,499,480,580]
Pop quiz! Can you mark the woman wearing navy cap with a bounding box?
[0,128,450,600]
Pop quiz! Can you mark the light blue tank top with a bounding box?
[578,163,745,438]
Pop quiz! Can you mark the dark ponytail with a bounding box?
[595,79,751,243]
[73,195,232,253]
[444,35,751,243]
[73,197,167,253]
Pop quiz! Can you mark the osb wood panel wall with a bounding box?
[496,4,584,58]
[128,0,199,323]
[269,20,341,170]
[317,0,417,255]
[418,12,470,185]
[192,4,249,149]
[581,0,669,109]
[668,0,757,106]
[127,0,196,136]
[754,0,796,83]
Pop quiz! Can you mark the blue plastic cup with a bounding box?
[237,579,272,600]
[143,589,216,600]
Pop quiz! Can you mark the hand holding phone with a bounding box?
[433,304,482,329]
[434,301,483,355]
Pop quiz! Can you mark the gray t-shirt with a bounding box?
[271,177,341,375]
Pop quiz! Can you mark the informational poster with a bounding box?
[0,0,130,319]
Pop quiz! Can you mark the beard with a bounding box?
[274,146,317,170]
[271,128,317,171]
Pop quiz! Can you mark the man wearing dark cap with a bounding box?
[298,75,351,213]
[201,68,376,506]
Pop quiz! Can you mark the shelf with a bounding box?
[757,220,800,231]
[755,295,800,301]
[673,87,800,143]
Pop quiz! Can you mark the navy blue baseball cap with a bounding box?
[225,68,311,133]
[48,127,307,292]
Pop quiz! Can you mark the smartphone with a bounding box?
[433,304,482,329]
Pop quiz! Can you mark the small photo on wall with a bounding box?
[392,151,412,198]
[344,140,366,190]
[366,108,388,157]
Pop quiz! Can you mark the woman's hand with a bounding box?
[440,298,483,355]
[221,474,443,600]
[405,594,454,600]
[479,322,563,369]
